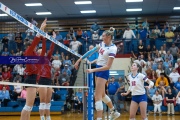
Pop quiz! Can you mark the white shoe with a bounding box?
[110,111,120,120]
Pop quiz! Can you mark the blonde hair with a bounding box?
[103,27,115,38]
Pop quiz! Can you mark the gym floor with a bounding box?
[0,112,179,120]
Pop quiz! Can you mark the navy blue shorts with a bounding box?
[132,94,147,104]
[95,65,109,80]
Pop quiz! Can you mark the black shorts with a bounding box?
[38,77,52,85]
[24,74,37,88]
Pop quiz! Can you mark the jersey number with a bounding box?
[99,48,105,55]
[132,81,136,86]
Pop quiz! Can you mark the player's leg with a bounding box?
[129,101,139,120]
[39,87,47,120]
[139,101,148,120]
[45,88,53,120]
[20,87,36,120]
[95,77,106,120]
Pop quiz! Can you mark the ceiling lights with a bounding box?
[75,1,92,4]
[126,0,143,2]
[25,3,42,6]
[126,8,142,12]
[173,7,180,10]
[36,12,52,15]
[80,10,96,13]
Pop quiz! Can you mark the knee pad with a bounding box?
[102,95,111,104]
[23,105,32,112]
[45,103,51,110]
[95,101,103,111]
[39,103,46,110]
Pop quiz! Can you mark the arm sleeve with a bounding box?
[141,74,148,82]
[25,37,41,55]
[47,42,55,59]
[40,38,46,56]
[81,46,99,60]
[109,47,117,58]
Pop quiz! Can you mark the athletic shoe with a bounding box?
[109,111,120,120]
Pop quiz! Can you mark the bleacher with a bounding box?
[0,88,68,115]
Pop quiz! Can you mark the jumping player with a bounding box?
[38,32,55,120]
[121,62,154,120]
[20,19,47,120]
[75,28,120,120]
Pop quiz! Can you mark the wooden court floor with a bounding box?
[0,112,180,120]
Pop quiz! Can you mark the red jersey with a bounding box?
[2,71,11,80]
[39,39,55,79]
[24,37,41,75]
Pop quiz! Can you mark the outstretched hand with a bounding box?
[52,31,56,39]
[86,69,94,73]
[40,18,47,31]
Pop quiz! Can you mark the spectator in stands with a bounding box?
[63,55,72,70]
[146,86,156,106]
[1,48,9,56]
[25,28,34,40]
[154,25,161,37]
[63,34,72,47]
[75,88,83,112]
[52,56,62,70]
[172,24,177,32]
[76,28,83,39]
[2,36,9,50]
[156,73,169,87]
[156,65,164,77]
[142,18,149,30]
[12,80,23,101]
[152,90,163,116]
[151,45,157,59]
[115,29,123,39]
[138,27,147,46]
[164,51,174,64]
[159,46,166,60]
[81,31,90,41]
[165,63,173,76]
[17,64,25,76]
[69,27,75,38]
[90,22,100,34]
[169,68,180,83]
[123,26,136,53]
[176,91,180,112]
[174,77,180,95]
[70,37,82,53]
[2,67,11,82]
[165,28,175,48]
[15,33,23,51]
[138,40,145,55]
[134,55,146,66]
[58,71,70,86]
[169,43,179,60]
[0,86,10,107]
[149,29,157,48]
[163,58,171,69]
[55,31,63,52]
[117,77,126,112]
[62,64,72,76]
[144,45,151,60]
[92,31,99,41]
[160,29,166,38]
[54,51,60,59]
[163,43,168,52]
[17,87,27,106]
[166,88,175,115]
[7,32,15,51]
[31,18,38,26]
[10,50,15,56]
[13,73,22,83]
[176,59,180,74]
[107,77,120,111]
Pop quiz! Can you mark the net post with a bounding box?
[88,63,94,120]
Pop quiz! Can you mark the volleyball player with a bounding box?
[38,32,55,120]
[121,62,154,120]
[74,28,120,120]
[20,19,47,120]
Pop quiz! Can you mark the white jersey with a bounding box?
[96,42,117,66]
[128,73,148,96]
